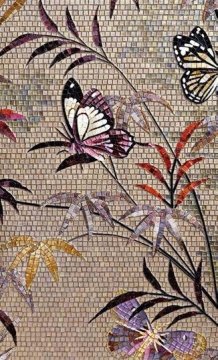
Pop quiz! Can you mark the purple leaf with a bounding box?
[64,55,96,76]
[0,188,18,212]
[132,0,140,11]
[143,258,162,290]
[0,75,11,83]
[0,179,31,193]
[0,34,44,57]
[168,261,184,296]
[39,0,58,33]
[0,348,13,359]
[49,47,82,68]
[56,153,96,172]
[0,121,16,142]
[66,7,79,38]
[152,304,193,323]
[129,297,172,320]
[10,270,34,312]
[89,291,148,323]
[0,109,26,122]
[92,6,102,47]
[28,141,69,152]
[0,310,17,345]
[194,259,203,306]
[27,40,68,65]
[167,311,201,329]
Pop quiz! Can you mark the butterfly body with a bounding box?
[173,27,218,104]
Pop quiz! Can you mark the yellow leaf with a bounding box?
[0,0,7,7]
[25,249,40,289]
[44,239,83,258]
[0,0,27,26]
[8,245,35,270]
[39,243,59,283]
[0,236,34,250]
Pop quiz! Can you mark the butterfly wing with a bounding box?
[173,27,218,104]
[62,78,83,136]
[181,69,218,103]
[164,331,207,360]
[173,27,218,70]
[113,298,150,330]
[108,324,143,356]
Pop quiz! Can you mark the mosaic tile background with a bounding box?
[0,0,217,358]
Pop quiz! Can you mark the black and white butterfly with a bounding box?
[173,26,218,104]
[29,78,135,172]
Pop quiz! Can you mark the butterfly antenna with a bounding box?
[56,150,68,156]
[61,122,73,139]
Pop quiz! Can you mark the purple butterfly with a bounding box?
[109,298,207,359]
[29,78,135,172]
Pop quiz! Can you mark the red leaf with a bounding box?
[176,157,204,183]
[175,120,202,158]
[0,109,25,121]
[149,144,171,171]
[92,6,102,47]
[0,121,16,142]
[50,48,82,68]
[136,184,164,201]
[64,55,96,76]
[0,34,44,57]
[176,178,208,206]
[137,163,167,184]
[39,0,58,33]
[66,7,79,38]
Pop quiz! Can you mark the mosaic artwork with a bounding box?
[0,0,217,359]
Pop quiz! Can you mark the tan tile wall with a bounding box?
[0,0,217,358]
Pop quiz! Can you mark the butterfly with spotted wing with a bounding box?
[173,26,218,104]
[29,78,135,172]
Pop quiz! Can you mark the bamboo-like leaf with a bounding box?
[131,91,173,113]
[39,243,59,283]
[191,131,218,153]
[202,0,218,21]
[0,122,16,142]
[66,6,79,37]
[92,6,102,48]
[0,0,27,26]
[153,214,166,254]
[0,179,30,193]
[168,261,183,296]
[59,202,81,234]
[25,249,41,289]
[0,34,44,57]
[136,184,164,201]
[0,310,16,345]
[41,192,81,207]
[152,304,193,323]
[9,269,34,312]
[88,199,114,227]
[89,291,148,322]
[176,178,208,206]
[110,0,118,18]
[27,40,68,65]
[172,208,203,232]
[167,311,201,329]
[130,106,150,132]
[194,259,203,306]
[0,187,18,212]
[0,348,13,359]
[137,163,167,184]
[50,47,82,68]
[130,213,155,241]
[82,205,94,237]
[149,144,171,171]
[129,298,171,320]
[8,245,35,270]
[175,120,202,158]
[44,239,83,258]
[7,236,34,248]
[120,205,154,220]
[64,55,96,76]
[0,109,26,121]
[165,215,183,248]
[39,0,58,33]
[143,258,162,290]
[176,157,204,183]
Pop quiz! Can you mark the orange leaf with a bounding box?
[176,178,208,206]
[137,163,166,184]
[176,157,204,182]
[175,120,202,158]
[136,184,164,201]
[149,144,171,171]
